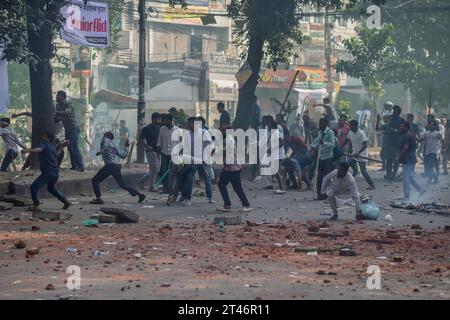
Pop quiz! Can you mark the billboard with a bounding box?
[209,74,238,101]
[60,0,110,48]
[257,69,298,89]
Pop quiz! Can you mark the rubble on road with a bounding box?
[0,202,13,211]
[13,238,26,249]
[213,216,242,226]
[90,213,118,224]
[100,207,139,223]
[390,201,450,217]
[32,210,72,221]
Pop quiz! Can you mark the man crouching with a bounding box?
[322,162,363,220]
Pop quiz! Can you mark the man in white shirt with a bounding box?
[322,162,363,221]
[0,118,27,172]
[347,120,375,190]
[419,121,444,184]
[157,113,180,193]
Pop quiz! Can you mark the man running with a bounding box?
[22,132,71,209]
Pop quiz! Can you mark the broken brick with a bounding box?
[214,216,242,226]
[0,202,13,211]
[100,207,139,223]
[90,213,118,224]
[393,256,405,263]
[14,239,26,249]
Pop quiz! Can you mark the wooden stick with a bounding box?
[125,141,135,169]
[312,146,321,196]
[343,152,383,163]
[279,70,300,118]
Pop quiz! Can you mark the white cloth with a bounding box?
[0,126,26,153]
[0,43,9,114]
[321,169,359,199]
[348,129,369,162]
[157,125,181,155]
[421,131,443,155]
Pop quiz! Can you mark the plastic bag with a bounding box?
[361,201,380,220]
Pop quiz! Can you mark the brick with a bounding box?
[100,207,139,223]
[1,196,28,207]
[26,247,40,256]
[393,256,405,263]
[32,210,71,221]
[32,210,60,221]
[213,216,242,226]
[339,248,357,257]
[0,202,13,211]
[90,213,118,224]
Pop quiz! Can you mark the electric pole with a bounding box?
[324,8,334,106]
[136,0,146,163]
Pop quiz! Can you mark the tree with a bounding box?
[383,0,450,109]
[227,0,357,129]
[335,23,425,144]
[1,0,124,162]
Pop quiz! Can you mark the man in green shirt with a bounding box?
[311,117,336,200]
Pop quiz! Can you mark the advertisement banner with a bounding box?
[296,66,325,89]
[0,43,9,114]
[163,3,209,25]
[209,74,238,101]
[60,0,110,48]
[257,69,297,89]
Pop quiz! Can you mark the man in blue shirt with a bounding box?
[22,132,71,209]
[397,122,425,200]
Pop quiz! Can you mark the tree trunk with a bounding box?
[27,0,56,168]
[233,34,264,129]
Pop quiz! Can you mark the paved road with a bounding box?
[0,166,449,300]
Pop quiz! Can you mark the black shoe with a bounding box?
[138,194,146,203]
[90,198,104,205]
[62,201,71,210]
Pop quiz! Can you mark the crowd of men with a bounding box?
[1,92,450,220]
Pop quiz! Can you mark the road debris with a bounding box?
[100,207,139,223]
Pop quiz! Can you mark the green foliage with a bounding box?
[335,23,426,104]
[386,0,450,108]
[227,0,357,70]
[338,99,352,118]
[7,62,31,109]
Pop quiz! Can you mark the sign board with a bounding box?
[235,61,253,89]
[71,45,92,74]
[60,0,110,48]
[257,69,298,89]
[162,3,209,26]
[209,74,238,101]
[296,66,325,89]
[180,59,204,86]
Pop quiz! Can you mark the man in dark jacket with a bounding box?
[54,90,84,171]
